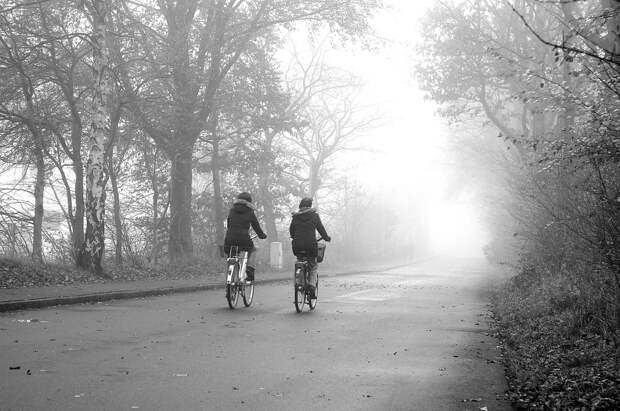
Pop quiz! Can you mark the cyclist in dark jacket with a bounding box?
[289,197,331,298]
[224,192,267,281]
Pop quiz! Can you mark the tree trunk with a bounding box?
[109,164,122,265]
[32,139,45,262]
[72,113,85,266]
[144,144,163,266]
[82,0,110,275]
[20,73,45,262]
[258,148,278,241]
[151,187,160,266]
[259,179,278,240]
[309,161,320,200]
[168,147,194,262]
[107,106,122,266]
[211,138,225,244]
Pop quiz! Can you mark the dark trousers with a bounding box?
[306,257,317,286]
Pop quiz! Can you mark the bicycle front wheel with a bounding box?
[242,281,254,307]
[226,264,240,309]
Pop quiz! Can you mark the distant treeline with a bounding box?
[0,0,417,272]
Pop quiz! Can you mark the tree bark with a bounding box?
[258,172,278,240]
[168,147,194,261]
[258,137,278,240]
[82,0,110,275]
[107,106,123,265]
[144,143,164,266]
[32,137,45,262]
[151,185,160,266]
[109,162,122,265]
[19,72,45,261]
[207,111,225,245]
[309,160,320,200]
[211,138,225,245]
[71,111,85,265]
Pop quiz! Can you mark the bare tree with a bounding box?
[0,7,50,261]
[78,0,112,274]
[115,0,381,262]
[287,70,379,201]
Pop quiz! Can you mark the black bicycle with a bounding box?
[294,239,326,313]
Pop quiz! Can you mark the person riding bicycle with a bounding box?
[289,197,331,298]
[224,192,267,282]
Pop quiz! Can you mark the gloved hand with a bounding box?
[258,233,267,240]
[324,235,331,242]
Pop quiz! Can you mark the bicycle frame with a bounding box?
[294,258,310,286]
[226,246,249,284]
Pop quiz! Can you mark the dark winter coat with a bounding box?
[224,199,266,251]
[289,207,330,257]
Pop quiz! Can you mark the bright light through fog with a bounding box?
[330,0,490,258]
[428,203,489,258]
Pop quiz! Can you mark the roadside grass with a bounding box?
[491,268,619,410]
[0,255,223,288]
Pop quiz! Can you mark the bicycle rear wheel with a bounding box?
[294,267,305,313]
[226,264,240,309]
[242,281,254,307]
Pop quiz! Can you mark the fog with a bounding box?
[4,0,611,271]
[0,0,491,263]
[305,0,490,259]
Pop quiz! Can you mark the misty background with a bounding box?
[0,0,491,270]
[0,0,618,296]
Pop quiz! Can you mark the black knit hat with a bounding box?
[299,197,313,208]
[237,192,252,203]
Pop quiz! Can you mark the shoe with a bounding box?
[246,266,255,282]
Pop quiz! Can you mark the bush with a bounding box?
[492,265,620,410]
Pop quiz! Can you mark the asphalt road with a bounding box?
[1,258,512,411]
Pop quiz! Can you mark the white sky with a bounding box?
[325,0,490,257]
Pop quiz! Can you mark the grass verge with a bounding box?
[0,256,223,288]
[491,271,619,410]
